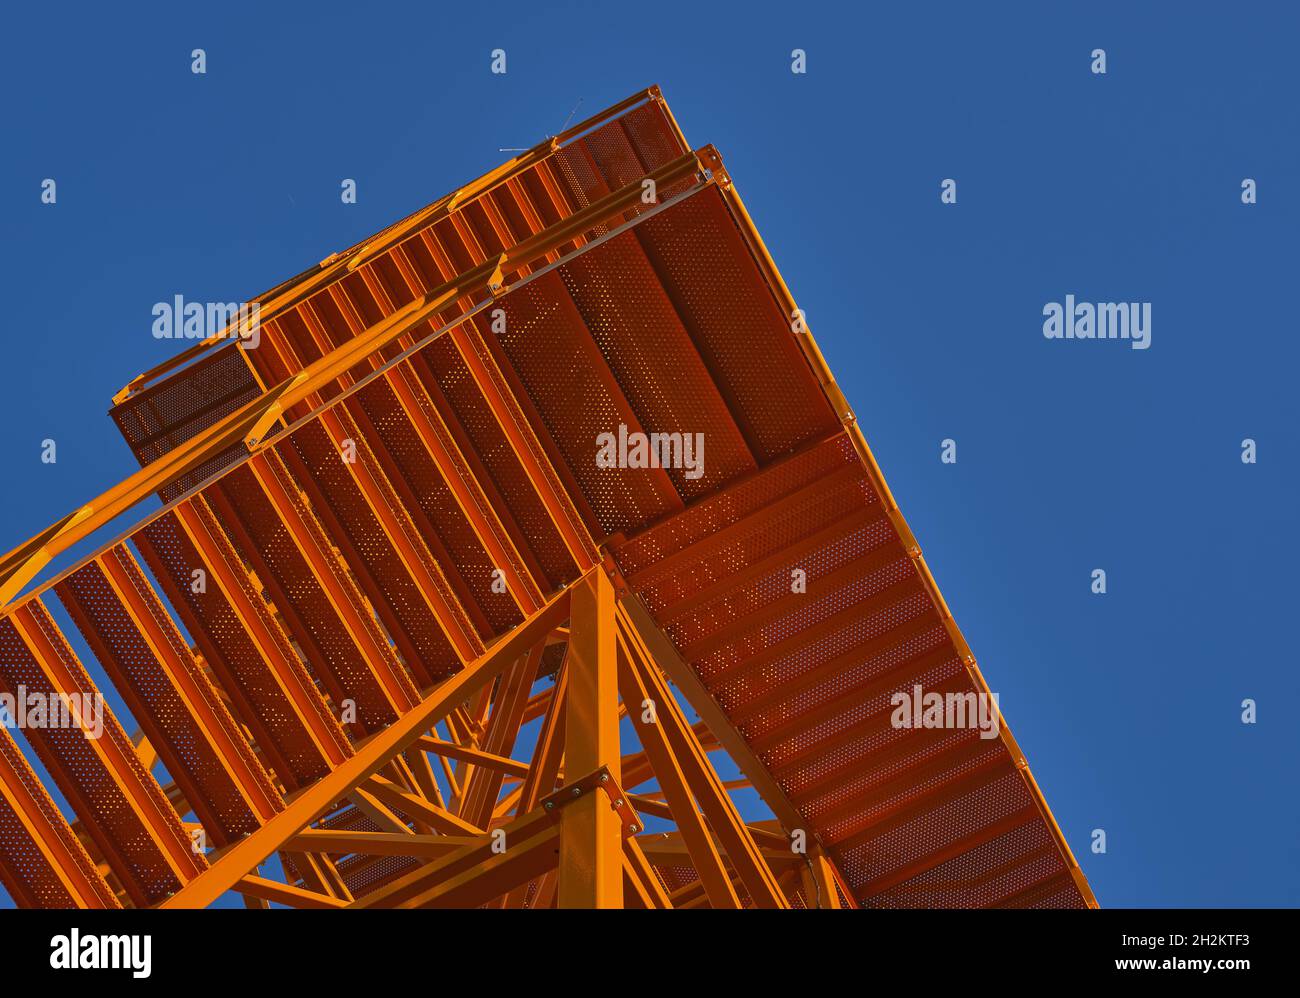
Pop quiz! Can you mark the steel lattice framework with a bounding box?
[0,88,1095,909]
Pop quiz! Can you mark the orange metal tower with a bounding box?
[0,88,1095,908]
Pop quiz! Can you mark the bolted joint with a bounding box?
[538,765,642,839]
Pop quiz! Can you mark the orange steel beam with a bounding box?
[506,664,567,817]
[362,776,482,836]
[347,785,415,835]
[801,848,845,909]
[617,634,740,909]
[402,746,446,810]
[636,833,804,872]
[615,602,787,909]
[161,582,570,907]
[301,404,487,661]
[478,289,686,522]
[621,857,656,909]
[402,356,558,595]
[625,793,675,822]
[381,754,429,807]
[712,172,1096,907]
[618,721,711,792]
[459,646,542,828]
[255,338,479,659]
[617,594,812,845]
[166,497,353,775]
[434,740,463,801]
[623,837,673,910]
[1,149,705,612]
[745,821,798,850]
[236,874,347,909]
[290,269,542,623]
[61,547,284,837]
[413,738,531,780]
[523,678,557,710]
[245,451,423,715]
[289,850,353,902]
[2,603,205,902]
[556,568,622,908]
[0,725,121,909]
[444,698,492,810]
[631,776,750,803]
[528,161,580,246]
[444,321,598,572]
[111,87,672,403]
[200,480,392,733]
[135,510,326,789]
[495,663,568,908]
[133,731,158,772]
[384,361,543,612]
[349,803,561,909]
[284,830,478,859]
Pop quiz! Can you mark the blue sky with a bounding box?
[1,1,1297,907]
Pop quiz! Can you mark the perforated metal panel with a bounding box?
[3,90,1091,909]
[136,502,352,790]
[111,345,261,479]
[608,407,1086,907]
[206,458,418,737]
[56,546,282,845]
[0,601,199,904]
[0,724,121,908]
[474,270,681,535]
[635,189,841,460]
[417,335,579,589]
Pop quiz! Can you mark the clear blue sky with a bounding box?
[1,1,1297,908]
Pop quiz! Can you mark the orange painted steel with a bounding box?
[135,497,354,787]
[0,723,122,909]
[557,570,622,908]
[0,88,1094,909]
[0,602,204,904]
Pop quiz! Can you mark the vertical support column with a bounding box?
[557,567,622,909]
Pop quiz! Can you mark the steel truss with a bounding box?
[0,87,1094,909]
[152,565,814,909]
